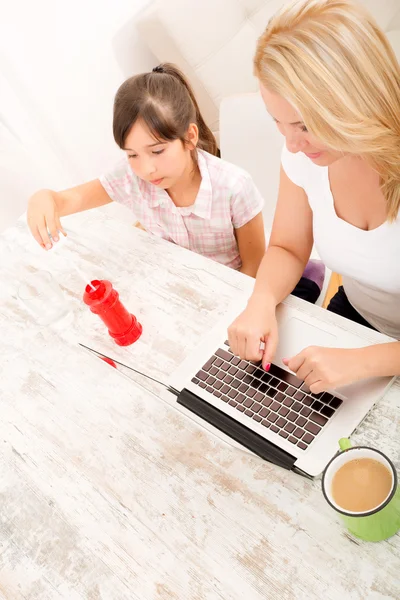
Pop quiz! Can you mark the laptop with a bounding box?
[169,299,395,477]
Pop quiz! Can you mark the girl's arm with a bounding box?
[236,212,265,277]
[28,180,112,248]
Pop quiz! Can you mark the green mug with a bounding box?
[321,438,400,542]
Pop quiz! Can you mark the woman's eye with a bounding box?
[152,149,164,155]
[301,125,308,132]
[128,154,137,159]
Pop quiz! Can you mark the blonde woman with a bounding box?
[228,0,400,392]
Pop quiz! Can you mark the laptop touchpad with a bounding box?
[275,317,337,363]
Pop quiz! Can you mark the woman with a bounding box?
[228,0,400,392]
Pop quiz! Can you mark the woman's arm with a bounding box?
[236,212,265,277]
[228,166,314,364]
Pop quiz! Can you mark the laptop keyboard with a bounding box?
[191,342,343,451]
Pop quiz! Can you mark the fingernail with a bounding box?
[53,236,59,242]
[45,243,52,250]
[264,363,271,371]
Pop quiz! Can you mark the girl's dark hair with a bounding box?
[113,63,218,156]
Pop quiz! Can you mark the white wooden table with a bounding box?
[0,207,399,600]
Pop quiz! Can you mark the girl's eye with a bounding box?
[301,125,308,132]
[152,149,164,155]
[128,154,137,159]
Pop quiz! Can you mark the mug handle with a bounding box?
[339,438,352,451]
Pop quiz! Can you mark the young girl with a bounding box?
[27,63,265,277]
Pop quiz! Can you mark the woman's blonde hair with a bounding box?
[254,0,400,221]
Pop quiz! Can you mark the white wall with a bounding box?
[0,0,156,229]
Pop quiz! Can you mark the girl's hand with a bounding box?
[27,190,66,249]
[228,295,278,369]
[283,346,365,393]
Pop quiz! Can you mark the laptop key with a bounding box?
[244,409,253,416]
[275,392,285,403]
[199,382,206,388]
[288,436,298,444]
[216,349,233,362]
[294,427,304,439]
[270,425,279,433]
[252,402,262,413]
[235,371,246,381]
[305,421,321,435]
[278,406,290,417]
[284,423,296,433]
[279,430,289,439]
[287,411,297,422]
[295,416,307,428]
[213,380,223,390]
[294,391,305,401]
[253,414,262,422]
[236,393,246,404]
[292,402,302,412]
[277,382,288,393]
[310,412,328,426]
[221,385,230,394]
[262,372,271,383]
[206,376,216,385]
[197,370,208,381]
[311,400,323,412]
[213,390,222,398]
[245,364,257,374]
[228,389,238,399]
[283,397,294,407]
[228,366,238,376]
[238,360,248,370]
[243,398,254,408]
[239,383,249,393]
[300,406,312,417]
[298,442,307,450]
[243,374,254,385]
[269,377,279,388]
[259,408,270,418]
[285,386,296,397]
[206,386,214,393]
[302,396,313,406]
[237,405,246,412]
[259,383,269,394]
[209,366,218,376]
[254,391,264,403]
[220,395,229,402]
[214,358,223,367]
[303,433,314,444]
[224,375,233,384]
[192,377,199,384]
[216,370,225,380]
[261,420,271,428]
[270,401,280,412]
[202,358,215,372]
[267,412,278,423]
[262,397,273,407]
[321,405,335,418]
[330,397,343,409]
[231,357,241,366]
[276,417,288,428]
[228,400,238,407]
[246,388,256,398]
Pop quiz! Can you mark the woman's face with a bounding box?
[260,84,343,166]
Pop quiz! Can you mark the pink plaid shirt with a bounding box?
[100,150,263,269]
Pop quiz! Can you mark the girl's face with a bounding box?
[260,84,343,166]
[123,119,198,188]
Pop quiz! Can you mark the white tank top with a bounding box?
[281,144,400,339]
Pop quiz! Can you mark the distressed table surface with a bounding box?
[0,206,399,600]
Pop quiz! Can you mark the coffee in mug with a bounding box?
[331,457,392,512]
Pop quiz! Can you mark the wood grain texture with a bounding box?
[0,207,399,600]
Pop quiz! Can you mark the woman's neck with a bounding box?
[167,156,202,208]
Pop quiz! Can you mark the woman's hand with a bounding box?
[228,295,278,369]
[283,346,366,393]
[27,190,66,249]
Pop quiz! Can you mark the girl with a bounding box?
[27,63,265,277]
[228,0,400,390]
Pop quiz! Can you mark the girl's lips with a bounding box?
[150,177,164,185]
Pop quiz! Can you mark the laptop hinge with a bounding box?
[177,388,297,473]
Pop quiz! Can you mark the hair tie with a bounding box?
[152,65,164,74]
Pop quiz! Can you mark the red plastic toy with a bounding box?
[83,279,142,346]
